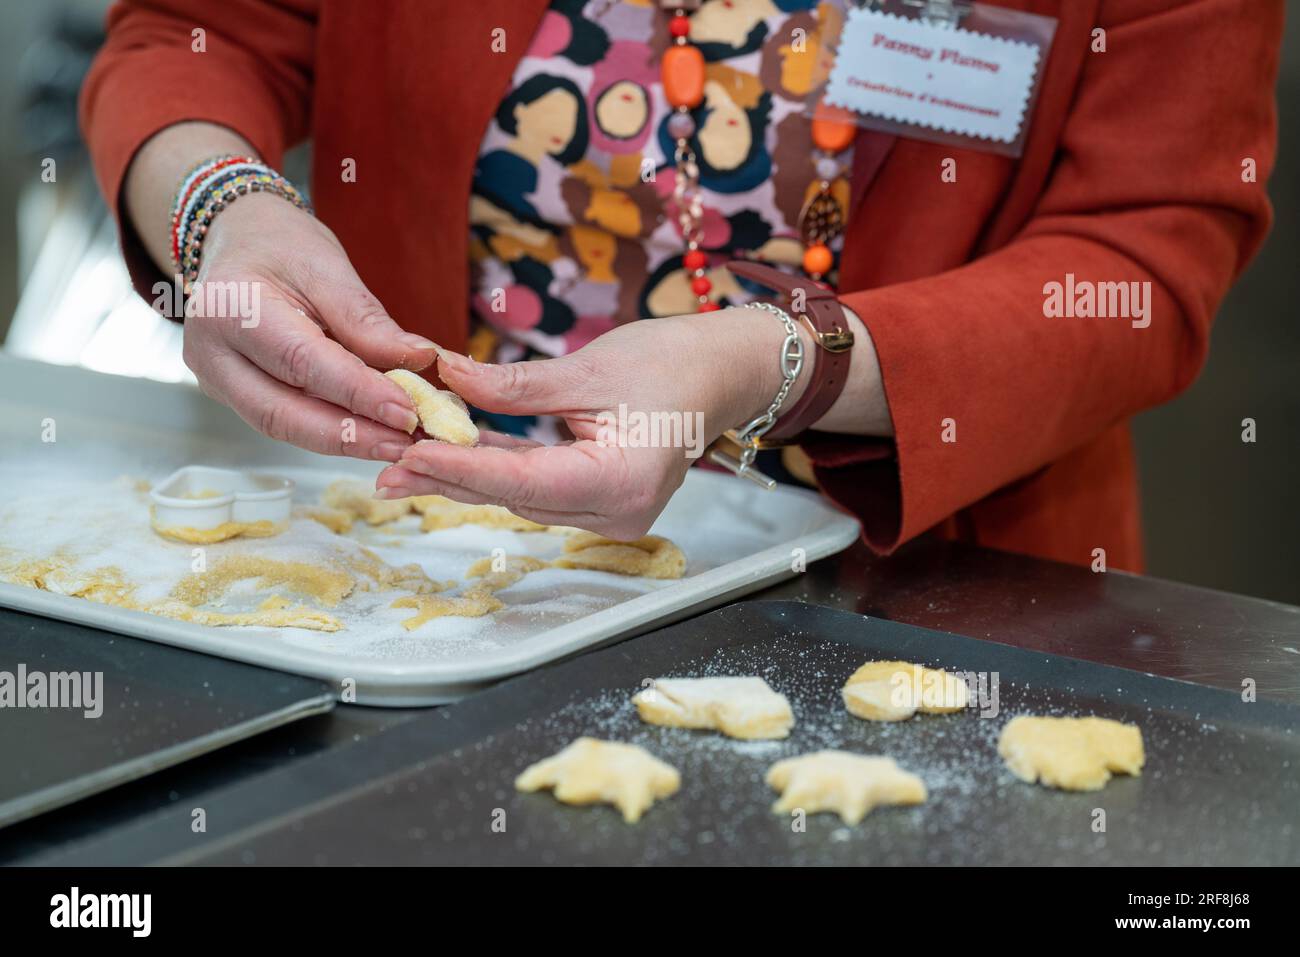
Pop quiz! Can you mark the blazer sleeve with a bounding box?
[806,0,1281,552]
[78,0,318,294]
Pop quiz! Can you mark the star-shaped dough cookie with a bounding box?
[997,715,1144,791]
[842,660,969,722]
[515,737,681,823]
[766,751,927,825]
[633,676,794,739]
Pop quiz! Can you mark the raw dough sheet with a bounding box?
[0,426,838,682]
[0,446,695,665]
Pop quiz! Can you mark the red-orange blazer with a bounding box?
[81,0,1283,571]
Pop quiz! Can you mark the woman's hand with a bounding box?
[182,192,440,460]
[375,309,807,539]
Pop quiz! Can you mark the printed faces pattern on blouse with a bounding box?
[468,0,854,442]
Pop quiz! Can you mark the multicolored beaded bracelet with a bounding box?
[168,155,310,284]
[177,168,279,277]
[169,155,258,271]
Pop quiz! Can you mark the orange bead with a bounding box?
[811,104,857,153]
[802,243,833,276]
[662,45,706,109]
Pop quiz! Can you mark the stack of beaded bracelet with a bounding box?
[169,154,309,290]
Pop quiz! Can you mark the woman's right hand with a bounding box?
[181,190,437,461]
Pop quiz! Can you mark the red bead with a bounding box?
[691,276,712,296]
[669,14,690,38]
[698,302,721,312]
[683,249,706,271]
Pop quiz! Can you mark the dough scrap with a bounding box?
[6,557,138,607]
[998,715,1145,791]
[766,751,927,825]
[345,547,450,594]
[151,515,286,544]
[170,555,356,608]
[465,554,549,591]
[322,479,413,526]
[151,596,343,631]
[634,676,793,740]
[390,590,502,630]
[0,555,342,632]
[842,660,969,722]
[515,737,680,823]
[297,505,354,535]
[551,532,686,579]
[411,494,547,533]
[385,369,479,446]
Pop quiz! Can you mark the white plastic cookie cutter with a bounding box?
[149,465,294,543]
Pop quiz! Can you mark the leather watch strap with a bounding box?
[725,261,853,442]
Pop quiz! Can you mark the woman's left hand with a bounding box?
[375,308,805,539]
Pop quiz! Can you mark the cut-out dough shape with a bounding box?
[515,737,680,823]
[385,369,479,446]
[634,676,793,739]
[766,750,927,825]
[551,532,686,579]
[998,715,1145,791]
[842,660,968,722]
[411,494,547,533]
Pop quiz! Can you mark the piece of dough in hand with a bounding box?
[385,368,479,446]
[634,676,793,740]
[766,751,927,825]
[842,660,968,722]
[515,737,680,823]
[998,715,1144,791]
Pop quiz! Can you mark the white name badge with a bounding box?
[822,5,1054,155]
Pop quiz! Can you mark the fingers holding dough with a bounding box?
[384,369,479,446]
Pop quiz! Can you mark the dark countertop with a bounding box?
[3,537,1298,863]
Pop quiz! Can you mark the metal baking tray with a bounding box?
[0,356,860,705]
[0,607,334,830]
[105,600,1300,865]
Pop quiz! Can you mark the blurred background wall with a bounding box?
[0,1,1295,602]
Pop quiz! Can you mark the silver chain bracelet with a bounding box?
[706,301,805,489]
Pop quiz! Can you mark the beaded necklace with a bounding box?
[657,0,856,311]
